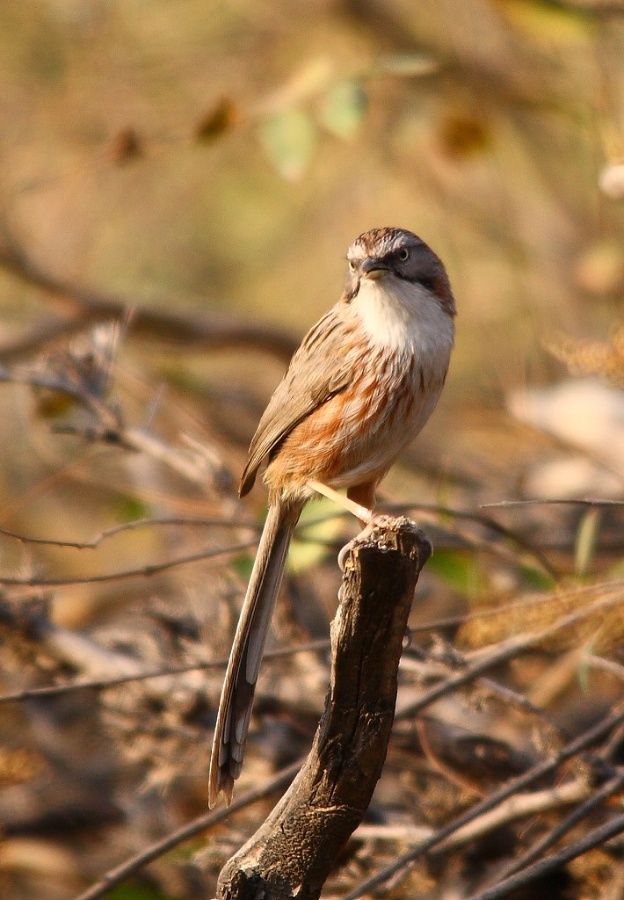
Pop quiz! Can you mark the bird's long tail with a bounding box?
[209,500,303,806]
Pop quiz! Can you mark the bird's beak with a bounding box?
[360,257,390,280]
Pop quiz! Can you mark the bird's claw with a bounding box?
[337,515,396,571]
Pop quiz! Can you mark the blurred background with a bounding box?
[0,1,623,898]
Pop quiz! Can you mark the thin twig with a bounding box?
[465,811,624,900]
[353,777,589,849]
[72,759,303,900]
[1,363,233,488]
[584,654,624,682]
[0,540,256,587]
[0,638,330,704]
[0,514,257,549]
[343,701,624,898]
[491,769,624,884]
[406,583,603,637]
[399,583,624,721]
[0,239,297,362]
[481,498,624,509]
[386,501,558,578]
[0,363,119,425]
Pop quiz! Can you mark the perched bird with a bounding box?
[209,227,456,805]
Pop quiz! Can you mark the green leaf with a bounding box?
[517,564,556,592]
[576,651,591,693]
[496,0,594,43]
[116,496,150,522]
[231,501,340,576]
[289,498,342,572]
[574,508,601,577]
[258,108,316,180]
[318,80,366,139]
[607,557,624,579]
[107,883,173,900]
[232,552,254,580]
[426,549,486,597]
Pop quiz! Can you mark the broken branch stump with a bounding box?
[217,517,432,900]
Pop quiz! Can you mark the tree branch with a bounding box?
[0,240,297,362]
[216,516,431,900]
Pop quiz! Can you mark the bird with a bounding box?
[208,226,456,806]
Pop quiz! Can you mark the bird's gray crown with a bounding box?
[348,227,423,261]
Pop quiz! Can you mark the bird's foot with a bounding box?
[337,513,396,571]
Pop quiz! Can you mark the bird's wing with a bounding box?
[239,305,355,496]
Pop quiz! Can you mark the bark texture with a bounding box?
[217,516,432,900]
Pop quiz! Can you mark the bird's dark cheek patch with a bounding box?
[342,280,360,303]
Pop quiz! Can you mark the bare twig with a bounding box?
[481,498,624,509]
[386,501,558,578]
[344,700,624,898]
[353,776,590,849]
[0,638,330,704]
[0,240,297,362]
[466,812,624,900]
[72,759,304,900]
[491,769,624,884]
[0,514,257,549]
[584,653,624,682]
[406,584,604,637]
[0,361,233,488]
[0,540,255,587]
[397,582,624,722]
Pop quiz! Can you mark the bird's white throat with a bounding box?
[354,275,454,363]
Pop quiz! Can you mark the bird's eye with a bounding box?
[398,248,410,261]
[348,260,356,272]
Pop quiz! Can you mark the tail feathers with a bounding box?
[209,501,302,806]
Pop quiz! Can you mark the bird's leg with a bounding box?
[308,479,393,571]
[346,481,378,524]
[307,479,374,524]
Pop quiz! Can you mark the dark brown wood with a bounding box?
[216,516,432,900]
